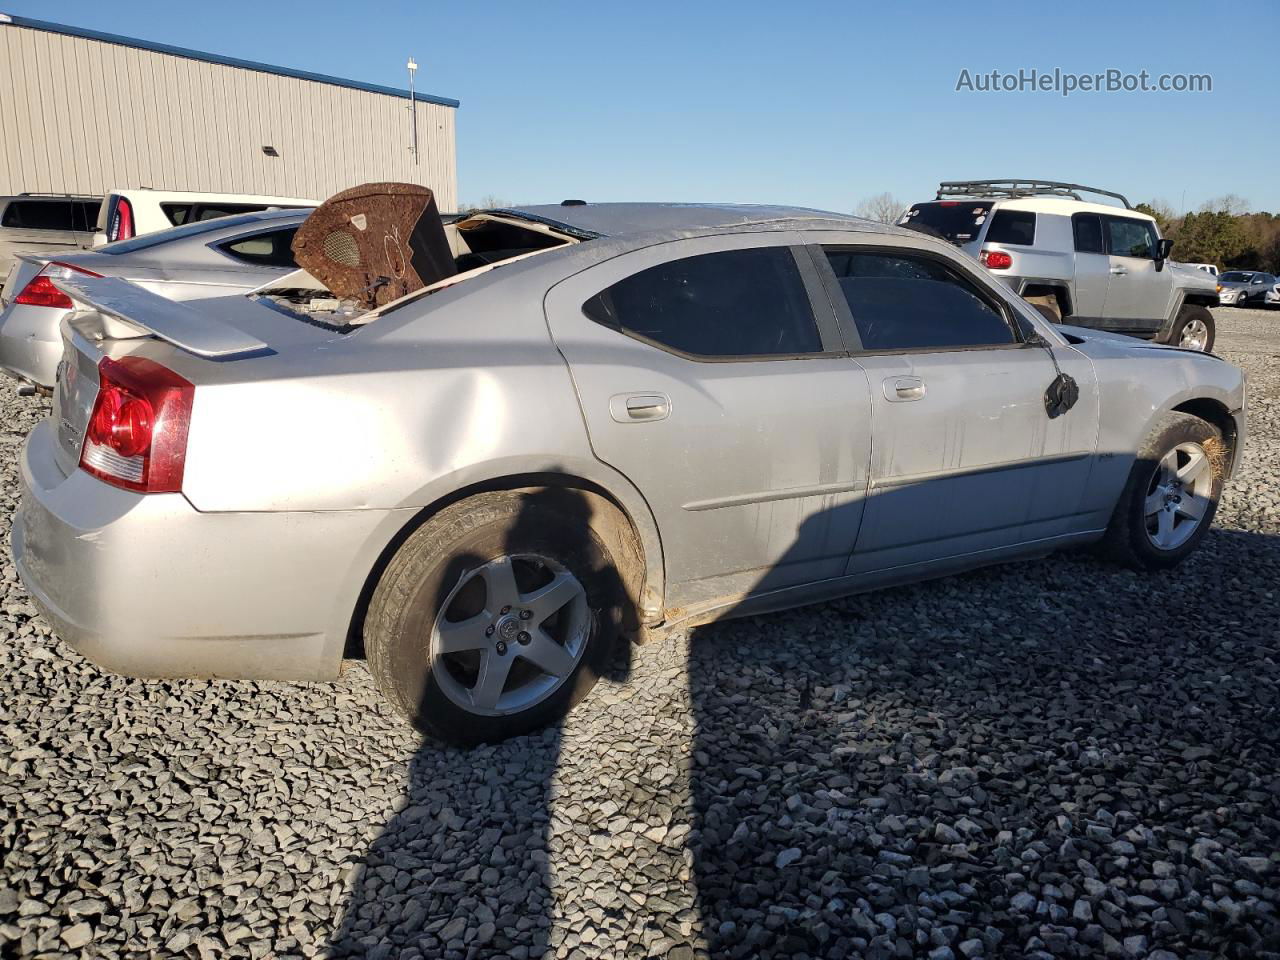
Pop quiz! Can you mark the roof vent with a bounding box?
[560,199,587,206]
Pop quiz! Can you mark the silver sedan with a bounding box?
[13,203,1247,744]
[0,208,309,390]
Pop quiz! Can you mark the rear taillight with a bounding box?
[981,250,1013,270]
[12,261,103,309]
[108,197,135,242]
[80,356,193,493]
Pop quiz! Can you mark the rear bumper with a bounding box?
[0,302,65,389]
[14,419,412,681]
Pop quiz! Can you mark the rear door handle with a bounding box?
[609,393,670,422]
[1110,265,1128,276]
[884,376,926,402]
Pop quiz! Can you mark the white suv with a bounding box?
[901,180,1221,352]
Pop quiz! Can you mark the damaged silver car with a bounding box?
[13,192,1247,744]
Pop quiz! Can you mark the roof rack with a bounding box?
[18,191,100,199]
[936,179,1132,209]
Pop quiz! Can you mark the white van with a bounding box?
[96,188,317,245]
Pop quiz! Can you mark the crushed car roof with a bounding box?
[492,202,873,238]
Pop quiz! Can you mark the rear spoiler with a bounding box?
[51,273,267,359]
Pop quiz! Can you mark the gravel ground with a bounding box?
[2,307,1279,960]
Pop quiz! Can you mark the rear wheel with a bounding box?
[365,490,626,745]
[1163,304,1215,352]
[1100,413,1223,570]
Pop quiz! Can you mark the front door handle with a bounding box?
[609,393,671,422]
[1110,265,1128,276]
[884,376,926,402]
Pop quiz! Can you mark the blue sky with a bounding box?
[10,0,1278,213]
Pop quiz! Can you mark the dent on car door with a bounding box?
[809,241,1100,574]
[543,233,874,613]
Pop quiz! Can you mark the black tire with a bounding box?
[365,490,625,745]
[1100,412,1224,571]
[1162,304,1215,352]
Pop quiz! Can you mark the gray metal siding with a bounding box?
[0,23,457,210]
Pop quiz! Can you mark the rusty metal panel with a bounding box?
[292,182,456,309]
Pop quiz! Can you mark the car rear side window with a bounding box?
[1072,214,1104,254]
[2,199,100,231]
[985,210,1036,246]
[582,247,823,359]
[219,228,299,268]
[823,249,1016,351]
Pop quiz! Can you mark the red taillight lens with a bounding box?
[80,356,193,493]
[981,250,1013,270]
[12,261,103,309]
[109,197,135,242]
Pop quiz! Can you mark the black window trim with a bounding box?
[579,243,846,364]
[806,243,1033,356]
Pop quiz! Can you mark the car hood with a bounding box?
[1216,280,1248,289]
[1167,261,1218,292]
[1056,324,1223,360]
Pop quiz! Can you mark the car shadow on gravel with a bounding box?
[326,488,633,960]
[688,526,1280,960]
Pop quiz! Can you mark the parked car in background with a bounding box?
[12,202,1246,745]
[900,180,1221,351]
[0,208,310,390]
[96,188,316,245]
[1216,270,1276,307]
[0,194,101,292]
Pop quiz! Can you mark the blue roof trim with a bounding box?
[2,14,460,108]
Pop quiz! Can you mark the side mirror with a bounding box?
[1154,237,1174,271]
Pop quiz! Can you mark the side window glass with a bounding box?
[823,249,1016,351]
[985,210,1036,246]
[219,228,299,268]
[1073,214,1104,254]
[1107,218,1154,259]
[582,247,823,358]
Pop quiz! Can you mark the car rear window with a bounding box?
[583,247,824,359]
[898,202,993,244]
[1,199,100,231]
[1072,214,1104,254]
[984,210,1036,246]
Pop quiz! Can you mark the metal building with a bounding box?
[0,14,459,210]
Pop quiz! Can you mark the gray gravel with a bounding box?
[2,307,1279,960]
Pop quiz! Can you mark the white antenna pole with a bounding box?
[407,57,419,166]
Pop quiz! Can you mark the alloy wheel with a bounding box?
[430,554,590,716]
[1179,317,1210,351]
[1144,441,1215,550]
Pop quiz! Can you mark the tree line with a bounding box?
[1136,197,1280,272]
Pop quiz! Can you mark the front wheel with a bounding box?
[1100,413,1224,570]
[1164,304,1215,352]
[364,490,627,745]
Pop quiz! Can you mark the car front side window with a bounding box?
[1107,217,1155,259]
[823,249,1018,351]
